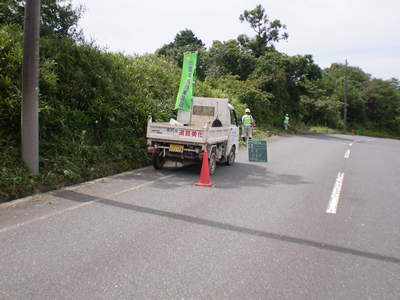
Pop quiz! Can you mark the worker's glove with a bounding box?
[251,121,256,127]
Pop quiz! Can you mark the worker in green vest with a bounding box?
[283,113,290,131]
[242,108,255,142]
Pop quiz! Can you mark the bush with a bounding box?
[1,29,182,201]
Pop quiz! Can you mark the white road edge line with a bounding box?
[344,149,351,158]
[0,201,94,234]
[326,173,345,214]
[109,174,176,197]
[1,173,177,233]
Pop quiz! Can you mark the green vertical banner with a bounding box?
[175,52,197,110]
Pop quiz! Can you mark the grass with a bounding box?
[0,156,150,203]
[238,123,305,147]
[353,128,398,139]
[308,126,342,134]
[309,126,399,139]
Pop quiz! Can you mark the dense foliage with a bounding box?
[1,2,400,201]
[301,64,400,133]
[1,1,181,200]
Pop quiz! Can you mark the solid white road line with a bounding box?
[344,149,351,158]
[110,174,176,197]
[0,201,94,233]
[0,173,177,233]
[326,173,345,214]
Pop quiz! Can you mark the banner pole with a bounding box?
[189,100,193,125]
[189,51,198,126]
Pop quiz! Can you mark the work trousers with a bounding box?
[283,121,288,131]
[242,125,252,138]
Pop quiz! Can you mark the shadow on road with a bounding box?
[114,162,310,190]
[213,162,311,189]
[53,189,400,265]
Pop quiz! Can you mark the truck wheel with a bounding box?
[152,150,165,169]
[225,146,236,165]
[209,150,217,175]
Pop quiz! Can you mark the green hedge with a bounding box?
[0,24,181,201]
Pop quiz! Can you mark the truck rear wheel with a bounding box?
[209,150,217,175]
[225,145,236,165]
[152,150,165,169]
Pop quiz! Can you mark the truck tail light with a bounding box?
[148,147,156,153]
[199,153,204,159]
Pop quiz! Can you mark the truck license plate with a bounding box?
[169,144,184,153]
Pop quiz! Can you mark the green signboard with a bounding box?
[248,139,268,162]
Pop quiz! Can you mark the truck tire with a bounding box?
[225,145,236,165]
[152,150,165,169]
[209,150,217,175]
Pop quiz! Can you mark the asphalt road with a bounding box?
[1,133,399,299]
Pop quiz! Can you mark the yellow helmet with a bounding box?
[245,108,251,113]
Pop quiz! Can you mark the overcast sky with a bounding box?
[70,0,400,81]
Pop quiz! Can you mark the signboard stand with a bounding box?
[248,139,268,162]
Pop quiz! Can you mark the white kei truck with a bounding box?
[147,97,240,175]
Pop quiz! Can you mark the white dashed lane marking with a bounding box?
[326,173,345,214]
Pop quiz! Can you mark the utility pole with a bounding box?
[21,0,41,174]
[344,59,348,133]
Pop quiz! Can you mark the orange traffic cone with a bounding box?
[194,150,215,188]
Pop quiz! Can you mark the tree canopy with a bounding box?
[238,4,288,57]
[0,0,85,40]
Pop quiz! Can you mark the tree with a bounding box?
[317,64,369,127]
[300,80,343,128]
[247,52,321,126]
[364,78,400,133]
[0,0,25,27]
[156,29,206,80]
[40,0,86,40]
[173,29,204,49]
[239,4,288,57]
[0,0,86,40]
[156,29,205,63]
[205,39,255,80]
